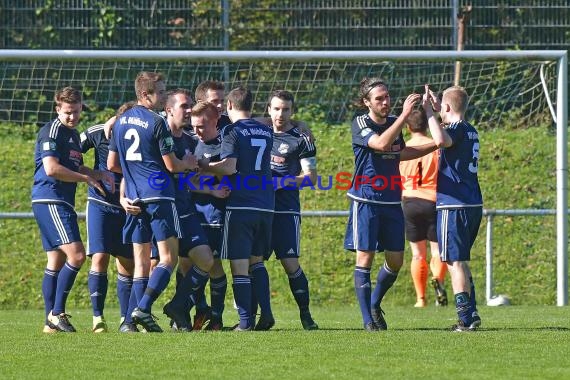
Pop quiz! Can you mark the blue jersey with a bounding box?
[436,120,483,208]
[348,114,405,204]
[220,119,274,212]
[109,105,175,202]
[80,124,122,208]
[32,118,84,208]
[193,134,226,225]
[171,131,198,217]
[271,128,316,213]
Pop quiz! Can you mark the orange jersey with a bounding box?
[399,134,438,202]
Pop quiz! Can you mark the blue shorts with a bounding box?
[123,200,182,244]
[86,201,133,259]
[202,224,223,259]
[32,202,82,251]
[178,214,209,257]
[344,200,405,252]
[437,207,482,262]
[266,213,300,260]
[221,209,273,260]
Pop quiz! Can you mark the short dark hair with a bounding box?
[54,86,82,106]
[134,71,165,100]
[268,90,294,108]
[227,86,253,112]
[165,88,193,108]
[195,80,225,102]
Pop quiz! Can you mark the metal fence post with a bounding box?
[485,212,494,302]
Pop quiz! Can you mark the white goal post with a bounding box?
[1,49,567,305]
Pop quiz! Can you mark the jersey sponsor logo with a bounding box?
[69,150,83,166]
[68,137,74,143]
[271,155,286,164]
[277,143,289,154]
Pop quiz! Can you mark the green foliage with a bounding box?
[92,2,123,47]
[0,121,567,309]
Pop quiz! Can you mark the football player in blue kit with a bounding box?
[422,84,483,331]
[80,102,136,333]
[107,72,199,332]
[263,90,319,330]
[191,100,230,331]
[344,78,436,331]
[199,86,274,331]
[32,86,114,333]
[160,89,229,332]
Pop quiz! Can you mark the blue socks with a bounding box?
[250,262,273,318]
[371,263,398,310]
[210,275,227,321]
[117,273,133,319]
[52,262,80,315]
[88,270,108,317]
[42,268,59,323]
[139,264,172,312]
[469,276,478,313]
[354,266,372,325]
[455,291,472,325]
[169,265,210,311]
[233,275,253,329]
[288,266,310,313]
[132,277,149,310]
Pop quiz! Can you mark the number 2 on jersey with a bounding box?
[251,138,266,170]
[125,128,142,161]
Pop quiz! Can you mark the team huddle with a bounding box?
[32,72,482,333]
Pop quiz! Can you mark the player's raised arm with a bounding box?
[422,84,452,148]
[162,151,199,173]
[367,93,421,152]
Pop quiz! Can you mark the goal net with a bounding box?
[0,49,566,306]
[0,51,559,129]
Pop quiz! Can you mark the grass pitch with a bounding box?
[0,305,568,379]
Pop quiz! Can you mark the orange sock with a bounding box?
[411,257,428,300]
[430,255,448,284]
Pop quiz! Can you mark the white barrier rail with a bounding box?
[1,208,568,305]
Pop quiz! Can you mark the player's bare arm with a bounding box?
[162,152,198,173]
[201,157,237,176]
[400,141,438,161]
[106,150,122,174]
[422,85,453,148]
[79,165,116,194]
[118,178,141,215]
[42,156,107,196]
[103,115,117,140]
[367,93,421,151]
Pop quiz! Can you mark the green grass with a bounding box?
[0,306,568,379]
